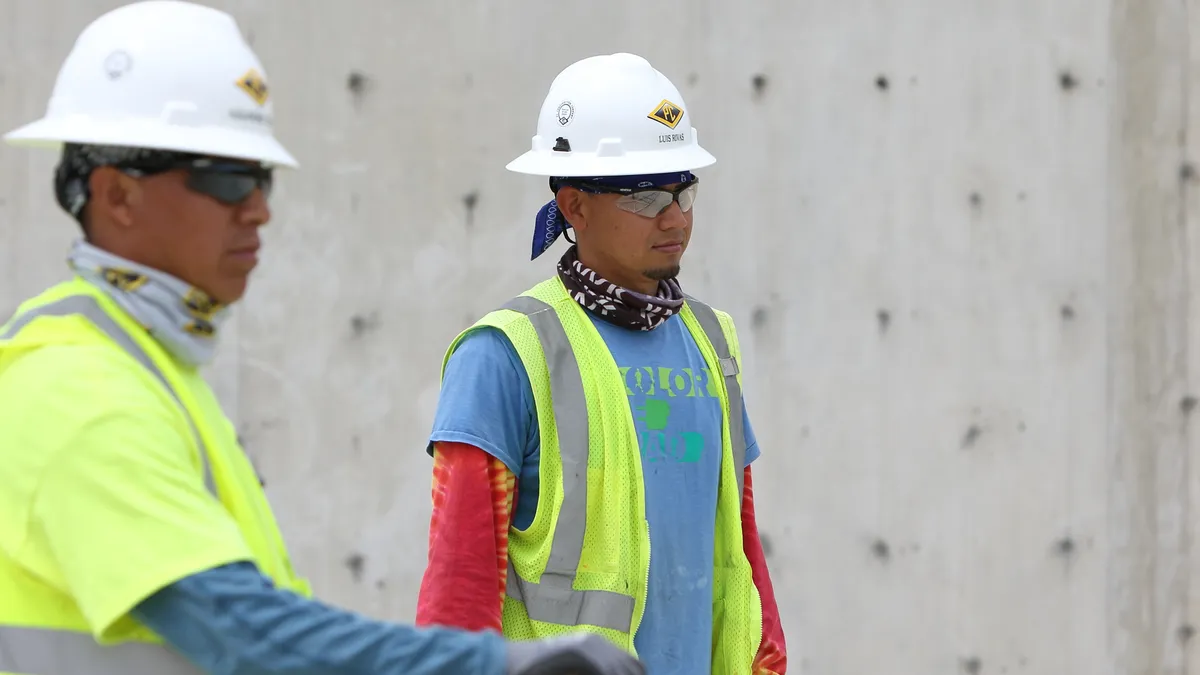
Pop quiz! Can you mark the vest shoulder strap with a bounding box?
[683,295,747,500]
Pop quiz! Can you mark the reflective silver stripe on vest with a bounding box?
[0,625,203,675]
[684,298,747,501]
[0,295,217,496]
[497,295,747,632]
[500,296,635,633]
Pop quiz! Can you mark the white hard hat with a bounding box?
[506,53,715,177]
[4,0,297,168]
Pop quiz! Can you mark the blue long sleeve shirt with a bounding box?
[131,561,507,675]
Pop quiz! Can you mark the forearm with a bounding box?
[416,441,514,631]
[131,561,506,675]
[742,466,788,675]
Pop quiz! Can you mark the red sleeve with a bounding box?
[415,441,515,632]
[743,465,788,674]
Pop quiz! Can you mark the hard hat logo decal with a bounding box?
[103,51,132,80]
[236,68,270,106]
[647,99,684,129]
[556,101,575,126]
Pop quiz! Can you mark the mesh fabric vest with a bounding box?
[441,276,762,672]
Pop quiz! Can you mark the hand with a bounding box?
[506,633,646,675]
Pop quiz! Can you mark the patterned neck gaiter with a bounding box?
[67,239,230,367]
[556,245,685,331]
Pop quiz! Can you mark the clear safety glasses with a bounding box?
[122,158,273,205]
[561,178,700,217]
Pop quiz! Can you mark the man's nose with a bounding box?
[657,200,688,229]
[237,187,271,227]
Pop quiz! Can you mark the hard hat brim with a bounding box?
[3,116,300,169]
[505,143,716,178]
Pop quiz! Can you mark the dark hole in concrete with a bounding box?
[751,74,768,95]
[961,656,983,674]
[352,435,361,453]
[871,538,890,561]
[1059,70,1077,90]
[1017,421,1027,433]
[961,424,982,448]
[969,192,983,208]
[1055,536,1075,557]
[1018,191,1027,201]
[1182,395,1198,414]
[760,532,774,558]
[1061,305,1075,320]
[1181,163,1196,181]
[875,75,889,90]
[800,425,810,438]
[877,309,891,333]
[688,72,699,86]
[376,579,388,590]
[1178,624,1195,644]
[344,553,365,582]
[350,312,380,336]
[463,191,480,228]
[751,306,768,328]
[347,71,369,96]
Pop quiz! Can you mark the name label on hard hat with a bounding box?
[230,109,274,127]
[659,133,686,144]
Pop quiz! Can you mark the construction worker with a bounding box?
[0,3,644,675]
[416,53,788,674]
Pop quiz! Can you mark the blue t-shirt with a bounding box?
[429,311,760,675]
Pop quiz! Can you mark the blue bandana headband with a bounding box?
[530,170,695,260]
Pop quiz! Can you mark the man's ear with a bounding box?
[556,187,589,236]
[88,167,141,229]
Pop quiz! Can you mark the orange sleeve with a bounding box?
[415,441,516,632]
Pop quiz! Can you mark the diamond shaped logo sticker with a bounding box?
[647,99,683,129]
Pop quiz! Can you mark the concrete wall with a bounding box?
[1,0,1196,673]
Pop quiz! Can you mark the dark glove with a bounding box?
[505,633,646,675]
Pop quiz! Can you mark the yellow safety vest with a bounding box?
[0,278,311,675]
[441,276,762,673]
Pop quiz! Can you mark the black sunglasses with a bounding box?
[121,157,273,205]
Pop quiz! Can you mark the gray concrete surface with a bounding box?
[1,0,1197,673]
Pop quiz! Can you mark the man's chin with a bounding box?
[644,265,681,281]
